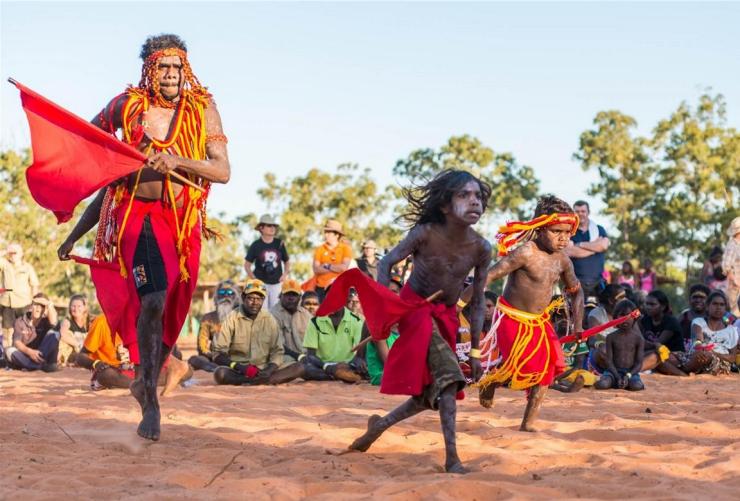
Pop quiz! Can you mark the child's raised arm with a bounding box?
[486,242,531,285]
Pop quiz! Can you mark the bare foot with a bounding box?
[479,383,496,408]
[566,375,585,393]
[161,358,191,397]
[130,378,145,412]
[333,364,363,384]
[445,460,470,474]
[137,406,161,441]
[348,414,383,452]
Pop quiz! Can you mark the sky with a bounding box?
[2,1,739,233]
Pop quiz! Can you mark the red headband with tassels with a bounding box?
[496,213,579,256]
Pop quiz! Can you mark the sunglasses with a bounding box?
[217,289,235,296]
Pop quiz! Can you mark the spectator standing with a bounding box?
[58,294,92,365]
[356,240,379,280]
[312,220,352,301]
[565,201,610,300]
[0,243,40,349]
[617,260,637,290]
[245,214,290,310]
[6,293,60,372]
[701,246,728,292]
[270,279,312,363]
[722,217,740,315]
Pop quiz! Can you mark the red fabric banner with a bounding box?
[10,79,145,223]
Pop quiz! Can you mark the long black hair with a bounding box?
[400,169,492,227]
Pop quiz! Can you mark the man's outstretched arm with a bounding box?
[57,188,107,260]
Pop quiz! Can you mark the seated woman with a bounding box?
[58,294,92,366]
[637,290,688,376]
[683,291,738,375]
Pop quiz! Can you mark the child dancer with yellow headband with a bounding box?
[477,195,585,431]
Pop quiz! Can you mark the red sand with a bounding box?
[1,369,738,500]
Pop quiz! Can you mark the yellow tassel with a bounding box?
[475,298,562,391]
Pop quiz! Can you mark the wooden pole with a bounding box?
[351,289,444,352]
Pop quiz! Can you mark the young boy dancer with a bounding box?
[478,195,584,431]
[343,170,492,473]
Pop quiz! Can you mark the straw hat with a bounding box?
[323,219,344,236]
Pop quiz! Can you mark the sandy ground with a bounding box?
[0,367,738,500]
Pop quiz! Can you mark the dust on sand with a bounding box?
[1,370,738,500]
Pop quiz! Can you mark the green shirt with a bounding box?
[366,332,400,385]
[303,308,363,363]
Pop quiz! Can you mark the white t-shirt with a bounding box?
[691,317,739,355]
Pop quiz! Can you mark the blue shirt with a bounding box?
[570,224,607,284]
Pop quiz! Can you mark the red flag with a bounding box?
[10,79,145,223]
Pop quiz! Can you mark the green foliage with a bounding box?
[574,111,659,262]
[256,164,403,279]
[199,212,248,284]
[0,149,94,303]
[393,134,541,222]
[577,93,740,285]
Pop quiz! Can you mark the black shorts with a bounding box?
[132,215,168,297]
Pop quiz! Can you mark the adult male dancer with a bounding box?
[58,34,230,440]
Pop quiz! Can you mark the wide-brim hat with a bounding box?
[728,216,740,237]
[255,214,279,230]
[323,219,344,236]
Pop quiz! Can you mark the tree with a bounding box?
[651,93,740,281]
[393,135,541,223]
[576,93,740,288]
[0,149,94,303]
[574,111,659,262]
[257,163,403,279]
[198,212,249,284]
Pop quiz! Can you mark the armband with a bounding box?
[206,133,228,143]
[92,360,101,369]
[469,348,481,359]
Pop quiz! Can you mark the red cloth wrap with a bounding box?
[316,269,464,400]
[495,297,566,388]
[79,195,200,364]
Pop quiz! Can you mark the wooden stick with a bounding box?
[351,289,444,352]
[169,171,205,192]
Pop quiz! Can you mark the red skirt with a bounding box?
[89,195,200,364]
